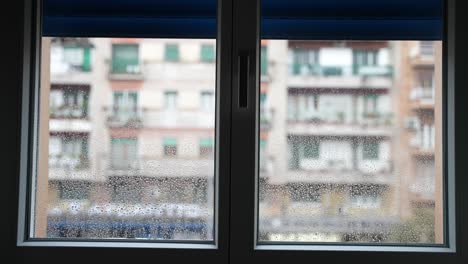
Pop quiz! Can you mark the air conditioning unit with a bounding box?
[404,116,419,130]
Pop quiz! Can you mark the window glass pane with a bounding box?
[34,37,216,241]
[258,40,443,244]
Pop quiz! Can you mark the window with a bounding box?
[163,137,178,157]
[200,91,214,111]
[261,46,268,75]
[303,139,319,159]
[164,91,178,110]
[165,44,180,62]
[363,94,379,116]
[33,38,216,243]
[58,181,90,200]
[63,46,91,72]
[110,138,138,169]
[260,40,443,245]
[362,141,379,160]
[111,44,139,74]
[15,0,462,262]
[201,44,215,62]
[199,138,214,158]
[291,48,319,75]
[49,85,89,118]
[420,41,435,56]
[49,135,89,170]
[112,91,139,124]
[353,50,378,74]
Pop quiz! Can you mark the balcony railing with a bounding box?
[260,108,273,130]
[410,87,434,103]
[107,110,143,128]
[290,64,393,77]
[104,157,215,178]
[49,154,90,170]
[108,64,144,80]
[50,106,87,119]
[288,112,393,126]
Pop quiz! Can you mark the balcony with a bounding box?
[287,115,392,137]
[409,42,435,66]
[104,157,215,178]
[410,87,435,109]
[48,155,93,180]
[108,64,144,80]
[107,110,143,128]
[284,169,393,185]
[409,136,435,157]
[50,106,87,119]
[47,201,212,220]
[145,110,215,129]
[49,118,91,133]
[258,214,397,234]
[288,65,392,89]
[260,108,273,130]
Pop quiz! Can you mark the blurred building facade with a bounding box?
[39,38,441,243]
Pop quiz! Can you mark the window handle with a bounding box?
[238,53,250,108]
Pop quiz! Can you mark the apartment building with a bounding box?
[41,38,439,243]
[394,41,443,242]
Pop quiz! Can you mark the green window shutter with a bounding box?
[201,44,215,62]
[163,137,178,146]
[112,44,139,73]
[82,47,91,72]
[200,138,213,147]
[260,93,267,107]
[261,46,268,75]
[363,141,379,160]
[165,44,179,62]
[260,139,267,149]
[304,139,319,159]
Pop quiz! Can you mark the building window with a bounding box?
[58,181,90,200]
[201,44,215,62]
[350,194,382,209]
[289,185,321,203]
[261,46,268,75]
[110,138,138,169]
[199,138,214,158]
[291,48,319,75]
[163,137,178,157]
[417,69,434,89]
[113,91,138,117]
[303,138,320,159]
[111,44,139,74]
[200,91,214,111]
[63,46,91,72]
[287,93,319,121]
[363,94,379,117]
[164,91,178,110]
[362,141,379,160]
[165,44,180,62]
[49,88,89,118]
[353,50,378,74]
[420,41,434,56]
[49,135,89,169]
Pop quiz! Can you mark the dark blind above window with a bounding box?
[43,0,443,39]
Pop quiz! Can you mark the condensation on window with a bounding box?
[258,40,443,244]
[34,38,216,241]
